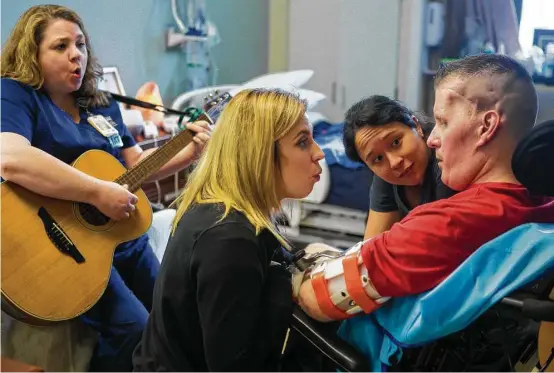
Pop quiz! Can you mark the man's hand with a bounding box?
[294,242,343,323]
[293,240,379,323]
[297,279,334,322]
[304,242,341,256]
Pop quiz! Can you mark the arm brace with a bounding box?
[293,241,390,320]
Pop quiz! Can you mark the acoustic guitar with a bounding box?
[1,92,231,325]
[138,135,189,207]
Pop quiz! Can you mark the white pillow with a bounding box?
[231,85,326,111]
[297,88,326,110]
[170,70,326,115]
[231,84,326,111]
[229,70,314,96]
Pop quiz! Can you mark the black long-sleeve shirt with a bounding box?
[133,203,292,371]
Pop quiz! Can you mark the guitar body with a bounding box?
[1,150,153,324]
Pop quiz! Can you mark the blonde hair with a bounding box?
[1,4,109,107]
[172,88,307,249]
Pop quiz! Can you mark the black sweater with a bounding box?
[133,203,293,372]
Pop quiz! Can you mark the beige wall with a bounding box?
[269,0,426,110]
[396,0,426,110]
[268,0,289,72]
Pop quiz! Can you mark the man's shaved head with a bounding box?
[427,54,539,191]
[434,54,538,136]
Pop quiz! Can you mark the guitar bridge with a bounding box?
[38,207,85,264]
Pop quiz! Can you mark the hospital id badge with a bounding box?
[87,115,123,148]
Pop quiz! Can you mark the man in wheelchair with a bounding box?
[291,54,554,371]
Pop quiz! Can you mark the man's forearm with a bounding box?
[294,240,389,322]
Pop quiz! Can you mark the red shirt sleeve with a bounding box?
[361,185,531,297]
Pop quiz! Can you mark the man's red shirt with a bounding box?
[362,182,554,297]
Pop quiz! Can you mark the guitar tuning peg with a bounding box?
[214,90,220,96]
[203,96,208,102]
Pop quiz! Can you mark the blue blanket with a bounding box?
[312,121,364,170]
[338,223,554,371]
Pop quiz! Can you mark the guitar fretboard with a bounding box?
[115,115,204,192]
[113,91,231,192]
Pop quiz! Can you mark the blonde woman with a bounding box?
[133,89,325,371]
[1,5,210,371]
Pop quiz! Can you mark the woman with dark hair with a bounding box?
[343,95,455,238]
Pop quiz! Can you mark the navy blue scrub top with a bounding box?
[1,78,136,165]
[1,77,149,253]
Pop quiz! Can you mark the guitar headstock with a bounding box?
[196,91,232,125]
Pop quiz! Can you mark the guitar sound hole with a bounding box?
[78,203,110,226]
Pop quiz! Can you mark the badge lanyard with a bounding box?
[86,114,123,148]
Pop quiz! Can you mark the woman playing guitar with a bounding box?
[0,5,210,371]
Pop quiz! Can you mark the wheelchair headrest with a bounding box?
[512,119,554,197]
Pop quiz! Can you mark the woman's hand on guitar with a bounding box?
[186,121,211,158]
[90,180,139,221]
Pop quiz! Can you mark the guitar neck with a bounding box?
[115,91,231,192]
[116,113,209,191]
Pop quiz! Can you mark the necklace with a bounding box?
[59,106,81,124]
[61,100,91,124]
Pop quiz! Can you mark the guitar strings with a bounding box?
[57,95,227,227]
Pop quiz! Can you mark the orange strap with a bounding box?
[343,254,380,314]
[312,272,349,320]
